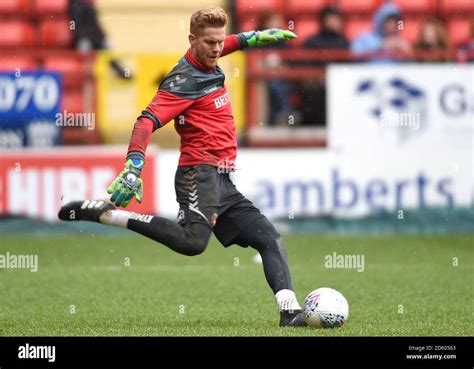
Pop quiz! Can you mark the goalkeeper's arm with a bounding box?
[107,85,193,207]
[237,28,297,49]
[106,112,154,207]
[220,29,297,58]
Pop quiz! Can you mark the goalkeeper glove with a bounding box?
[242,28,297,48]
[107,158,144,207]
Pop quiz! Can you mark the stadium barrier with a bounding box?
[274,207,474,234]
[244,48,474,147]
[0,147,157,221]
[1,143,471,235]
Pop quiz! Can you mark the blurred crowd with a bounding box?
[1,0,471,144]
[241,2,474,127]
[69,0,131,79]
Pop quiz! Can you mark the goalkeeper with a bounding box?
[59,6,306,327]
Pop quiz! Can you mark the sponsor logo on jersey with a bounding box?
[214,92,230,109]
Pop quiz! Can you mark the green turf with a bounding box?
[0,232,472,336]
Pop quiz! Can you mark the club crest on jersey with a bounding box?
[214,92,230,109]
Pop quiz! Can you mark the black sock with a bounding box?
[233,217,293,293]
[127,215,212,256]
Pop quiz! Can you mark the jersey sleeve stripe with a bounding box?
[138,110,162,130]
[126,150,145,162]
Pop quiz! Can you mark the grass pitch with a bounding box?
[1,232,472,336]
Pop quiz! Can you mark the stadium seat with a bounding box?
[34,0,69,16]
[400,18,423,44]
[285,0,327,17]
[447,18,472,46]
[39,19,73,47]
[390,0,437,14]
[61,88,85,114]
[235,0,284,19]
[337,0,381,15]
[0,21,35,47]
[0,56,37,72]
[0,0,30,16]
[238,18,258,33]
[42,55,85,87]
[61,126,101,145]
[293,18,319,47]
[345,18,372,41]
[439,0,474,15]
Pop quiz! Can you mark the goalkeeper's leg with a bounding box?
[58,199,212,256]
[58,165,217,256]
[228,217,306,327]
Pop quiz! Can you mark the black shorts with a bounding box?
[175,164,264,247]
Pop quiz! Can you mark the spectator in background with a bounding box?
[351,3,411,61]
[458,19,474,62]
[304,6,349,52]
[300,6,349,126]
[69,0,132,79]
[257,11,293,126]
[415,17,450,61]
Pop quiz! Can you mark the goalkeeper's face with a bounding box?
[189,27,225,69]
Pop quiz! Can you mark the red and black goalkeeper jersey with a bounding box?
[127,34,247,168]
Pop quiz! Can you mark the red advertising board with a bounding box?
[0,147,157,221]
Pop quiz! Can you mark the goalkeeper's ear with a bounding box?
[189,33,197,48]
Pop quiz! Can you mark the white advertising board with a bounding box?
[157,148,471,219]
[1,147,469,220]
[327,64,473,154]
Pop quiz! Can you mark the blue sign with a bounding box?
[0,72,62,147]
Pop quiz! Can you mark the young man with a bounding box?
[59,6,306,327]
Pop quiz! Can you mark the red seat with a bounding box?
[447,18,472,46]
[285,0,327,17]
[345,18,372,41]
[34,0,69,15]
[400,18,423,44]
[39,19,73,47]
[61,89,85,114]
[0,21,35,47]
[338,0,381,15]
[0,0,30,15]
[391,0,437,14]
[236,0,284,19]
[440,0,474,15]
[42,55,85,87]
[293,18,319,47]
[0,56,37,72]
[238,18,258,33]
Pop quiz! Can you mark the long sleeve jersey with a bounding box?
[127,33,247,168]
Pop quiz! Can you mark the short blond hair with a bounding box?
[190,6,227,35]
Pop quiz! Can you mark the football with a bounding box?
[303,287,349,328]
